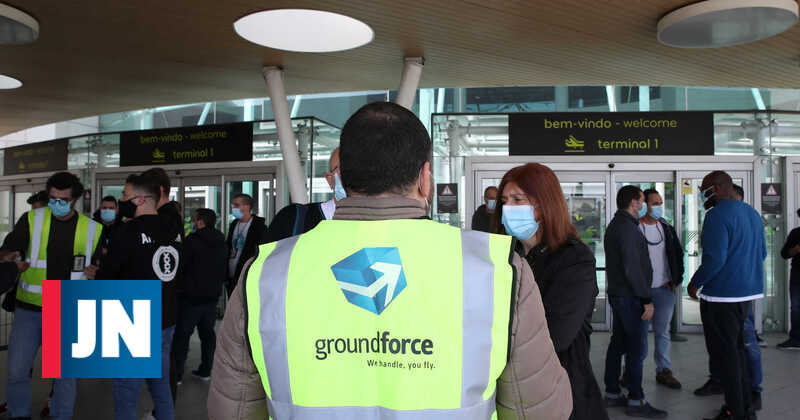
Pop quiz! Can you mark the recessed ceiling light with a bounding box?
[0,2,39,44]
[0,74,22,89]
[658,0,798,48]
[234,9,373,52]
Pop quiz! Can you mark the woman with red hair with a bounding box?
[493,163,607,420]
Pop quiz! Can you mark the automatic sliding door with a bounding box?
[224,175,276,232]
[677,171,750,332]
[182,178,222,233]
[557,173,610,329]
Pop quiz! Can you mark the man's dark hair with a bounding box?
[234,194,253,208]
[101,195,117,205]
[339,102,432,195]
[643,189,660,204]
[194,208,217,228]
[796,208,800,219]
[617,185,643,210]
[46,172,84,199]
[125,173,138,184]
[141,167,171,199]
[128,174,162,203]
[484,186,498,199]
[733,184,744,199]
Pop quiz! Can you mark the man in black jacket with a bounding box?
[226,193,266,298]
[639,189,684,390]
[603,185,666,418]
[471,186,497,232]
[174,208,227,382]
[88,173,181,419]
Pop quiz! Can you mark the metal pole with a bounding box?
[395,57,425,110]
[263,66,308,204]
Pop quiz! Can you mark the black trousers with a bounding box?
[173,299,218,378]
[701,299,752,419]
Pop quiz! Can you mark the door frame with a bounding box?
[466,155,758,332]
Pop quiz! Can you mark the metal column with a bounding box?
[263,66,308,204]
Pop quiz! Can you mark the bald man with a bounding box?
[689,170,765,420]
[263,148,342,243]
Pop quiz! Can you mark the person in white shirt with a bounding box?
[638,189,684,390]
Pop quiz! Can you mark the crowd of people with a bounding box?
[0,101,797,420]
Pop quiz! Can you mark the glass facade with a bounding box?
[3,84,800,333]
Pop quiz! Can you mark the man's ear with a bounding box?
[420,161,432,199]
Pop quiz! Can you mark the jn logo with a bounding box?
[42,280,162,378]
[331,248,407,315]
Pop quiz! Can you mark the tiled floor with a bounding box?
[0,332,798,419]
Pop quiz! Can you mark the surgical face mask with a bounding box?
[649,205,663,220]
[119,198,137,219]
[191,223,197,233]
[487,200,496,211]
[231,208,244,220]
[637,202,648,219]
[333,172,347,201]
[700,186,715,204]
[501,205,539,241]
[100,209,116,223]
[48,198,72,218]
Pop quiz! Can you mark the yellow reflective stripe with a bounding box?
[246,241,277,399]
[484,233,513,401]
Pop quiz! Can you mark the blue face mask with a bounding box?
[191,223,197,233]
[637,202,648,219]
[48,199,71,218]
[334,172,347,201]
[501,205,539,241]
[487,200,496,211]
[100,209,116,223]
[231,208,244,220]
[649,205,663,220]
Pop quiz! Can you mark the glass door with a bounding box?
[677,170,750,332]
[224,175,276,233]
[0,187,11,244]
[182,177,222,234]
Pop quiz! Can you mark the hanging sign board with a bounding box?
[437,183,459,214]
[3,139,68,175]
[509,112,714,155]
[120,122,253,167]
[761,183,782,215]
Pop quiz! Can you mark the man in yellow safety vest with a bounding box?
[1,172,102,420]
[207,102,572,419]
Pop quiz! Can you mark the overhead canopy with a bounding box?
[1,0,800,136]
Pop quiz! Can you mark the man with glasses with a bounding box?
[264,147,344,243]
[86,173,181,420]
[0,171,103,420]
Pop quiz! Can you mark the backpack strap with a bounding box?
[292,204,308,236]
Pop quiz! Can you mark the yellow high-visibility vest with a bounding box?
[17,207,103,307]
[245,219,514,419]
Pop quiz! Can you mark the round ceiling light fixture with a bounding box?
[658,0,798,48]
[0,74,22,89]
[0,2,39,44]
[233,9,373,52]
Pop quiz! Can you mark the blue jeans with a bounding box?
[113,326,175,420]
[643,286,674,373]
[709,301,762,393]
[6,307,76,420]
[605,295,648,401]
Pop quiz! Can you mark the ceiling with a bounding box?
[2,0,800,136]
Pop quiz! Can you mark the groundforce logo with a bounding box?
[331,247,407,315]
[315,331,433,360]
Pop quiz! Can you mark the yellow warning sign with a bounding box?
[681,178,693,195]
